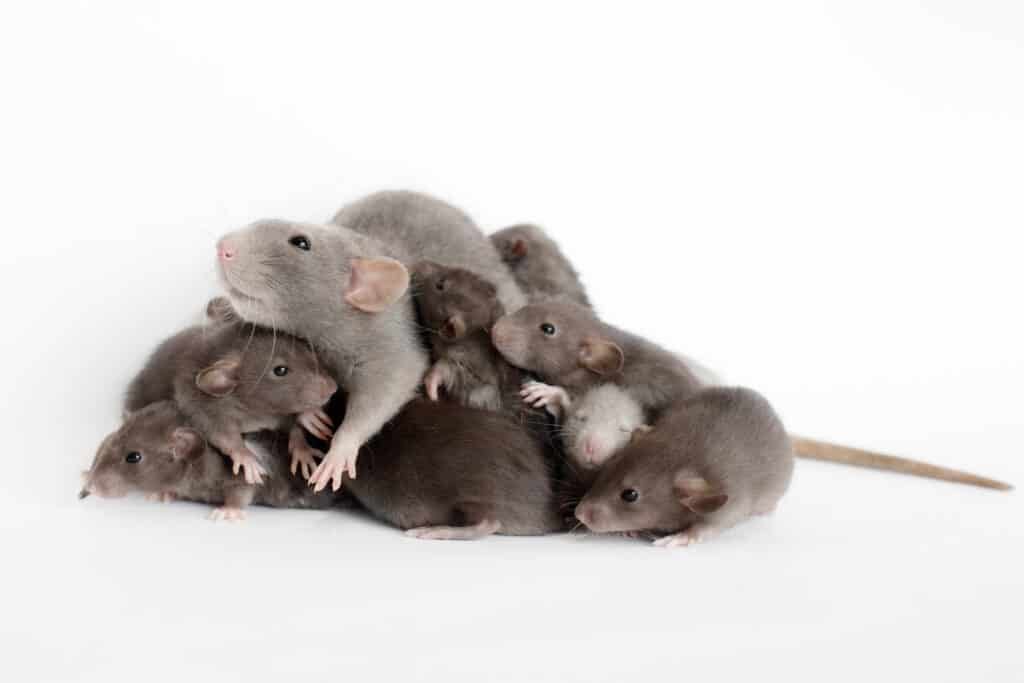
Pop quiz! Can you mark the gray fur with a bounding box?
[334,191,527,312]
[575,387,794,541]
[490,223,591,308]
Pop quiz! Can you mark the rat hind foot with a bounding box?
[405,519,502,541]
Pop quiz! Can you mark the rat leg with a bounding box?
[309,353,425,492]
[297,409,333,441]
[653,521,719,548]
[288,423,323,481]
[406,519,502,541]
[519,381,570,419]
[209,486,255,522]
[208,431,266,486]
[145,491,177,503]
[423,359,456,401]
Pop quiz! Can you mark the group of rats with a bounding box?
[82,191,1013,546]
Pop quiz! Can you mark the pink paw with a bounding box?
[145,491,177,503]
[298,410,334,441]
[208,506,247,522]
[309,441,358,492]
[290,445,323,481]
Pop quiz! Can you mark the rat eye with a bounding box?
[273,365,289,377]
[621,488,639,503]
[289,235,311,251]
[540,323,556,336]
[435,278,447,292]
[125,452,142,464]
[575,413,588,423]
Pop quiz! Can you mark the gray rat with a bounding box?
[216,192,528,492]
[171,322,337,484]
[491,300,703,415]
[490,223,591,308]
[345,398,563,539]
[574,386,794,547]
[81,401,338,520]
[409,260,526,412]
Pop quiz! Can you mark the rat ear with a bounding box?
[441,314,466,340]
[170,428,204,461]
[578,338,624,375]
[674,474,728,515]
[509,239,528,260]
[195,358,241,397]
[345,257,410,313]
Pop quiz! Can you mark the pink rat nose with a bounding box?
[217,239,236,261]
[575,503,593,527]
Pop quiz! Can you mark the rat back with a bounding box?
[490,223,591,309]
[344,400,563,535]
[333,191,526,312]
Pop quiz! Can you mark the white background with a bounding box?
[1,1,1021,681]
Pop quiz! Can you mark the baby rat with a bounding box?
[409,260,523,412]
[81,401,338,520]
[172,322,337,484]
[491,300,703,415]
[344,399,563,539]
[574,386,794,547]
[122,298,237,414]
[489,223,591,308]
[523,382,650,481]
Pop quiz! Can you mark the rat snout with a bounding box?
[575,502,596,529]
[217,238,237,261]
[317,375,338,402]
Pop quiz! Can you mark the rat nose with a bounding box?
[574,503,592,527]
[217,239,237,261]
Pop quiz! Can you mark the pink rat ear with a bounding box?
[345,257,410,313]
[673,474,728,515]
[195,358,241,397]
[509,239,529,260]
[578,338,625,376]
[170,428,204,461]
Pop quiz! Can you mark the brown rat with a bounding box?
[491,300,704,415]
[574,386,794,547]
[489,223,591,308]
[344,399,563,539]
[409,260,524,412]
[80,401,338,520]
[171,322,337,484]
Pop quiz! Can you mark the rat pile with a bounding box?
[81,191,1013,546]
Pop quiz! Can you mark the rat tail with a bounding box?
[790,435,1013,491]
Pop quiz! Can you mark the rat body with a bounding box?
[489,223,591,308]
[491,300,704,415]
[170,322,337,484]
[575,386,793,547]
[81,401,338,520]
[409,260,528,412]
[335,191,527,312]
[344,399,563,539]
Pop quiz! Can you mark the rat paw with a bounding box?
[519,381,568,414]
[290,444,323,481]
[653,525,714,548]
[309,441,358,492]
[230,450,266,486]
[298,409,334,441]
[145,491,177,503]
[423,362,452,401]
[208,506,247,522]
[405,520,501,541]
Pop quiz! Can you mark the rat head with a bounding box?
[195,327,337,415]
[573,433,728,534]
[491,302,623,380]
[410,261,504,344]
[216,219,410,333]
[563,385,649,472]
[81,402,206,499]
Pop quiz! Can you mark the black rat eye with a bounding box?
[540,323,556,336]
[435,278,447,292]
[273,365,289,377]
[621,488,639,503]
[289,235,311,251]
[125,452,142,464]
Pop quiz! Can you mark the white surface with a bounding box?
[1,2,1022,681]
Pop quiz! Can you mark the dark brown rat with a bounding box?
[171,322,337,484]
[81,401,338,520]
[490,223,591,308]
[409,260,524,412]
[344,399,563,539]
[574,386,794,547]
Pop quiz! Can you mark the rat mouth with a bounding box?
[217,268,263,306]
